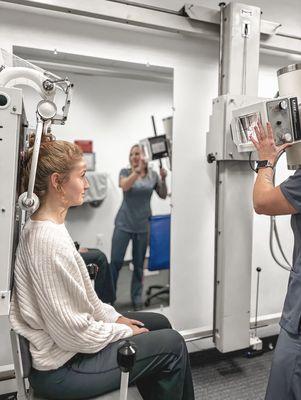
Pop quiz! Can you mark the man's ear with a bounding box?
[50,172,61,191]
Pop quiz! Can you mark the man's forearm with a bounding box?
[253,168,274,207]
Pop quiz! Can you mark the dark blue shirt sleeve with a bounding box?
[280,168,301,213]
[119,168,130,180]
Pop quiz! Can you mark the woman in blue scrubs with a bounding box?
[111,144,168,310]
[251,122,301,400]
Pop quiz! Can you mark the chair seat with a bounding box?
[32,386,142,400]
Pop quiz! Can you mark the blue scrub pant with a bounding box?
[266,327,301,400]
[110,227,148,306]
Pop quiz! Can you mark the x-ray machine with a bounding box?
[207,2,301,353]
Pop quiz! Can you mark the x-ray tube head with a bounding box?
[139,135,169,162]
[278,63,301,169]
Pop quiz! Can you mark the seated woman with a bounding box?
[10,134,194,400]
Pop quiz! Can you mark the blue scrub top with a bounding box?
[115,168,159,233]
[280,168,301,334]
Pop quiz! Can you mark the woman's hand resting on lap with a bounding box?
[116,316,149,335]
[130,324,149,335]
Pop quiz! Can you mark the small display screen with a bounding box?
[151,140,167,154]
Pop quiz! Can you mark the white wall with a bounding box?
[22,73,173,256]
[0,1,301,370]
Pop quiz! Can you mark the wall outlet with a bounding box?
[96,233,104,249]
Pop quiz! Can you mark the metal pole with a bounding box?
[151,115,163,168]
[119,372,129,400]
[151,115,157,136]
[26,118,43,202]
[213,161,220,343]
[241,22,249,95]
[117,340,136,400]
[218,2,226,96]
[254,267,261,338]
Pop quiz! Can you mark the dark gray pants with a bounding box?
[81,248,116,304]
[265,327,301,400]
[29,312,195,400]
[110,228,148,306]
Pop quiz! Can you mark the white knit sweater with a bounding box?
[10,219,132,371]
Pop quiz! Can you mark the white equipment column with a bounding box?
[0,87,24,316]
[207,2,261,352]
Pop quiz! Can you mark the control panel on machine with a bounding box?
[231,96,301,152]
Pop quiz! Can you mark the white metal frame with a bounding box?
[207,2,263,353]
[0,0,300,55]
[0,86,23,316]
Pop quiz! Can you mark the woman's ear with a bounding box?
[50,172,61,192]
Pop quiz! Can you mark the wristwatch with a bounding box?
[255,160,274,173]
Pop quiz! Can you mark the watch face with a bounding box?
[255,160,273,172]
[257,160,268,167]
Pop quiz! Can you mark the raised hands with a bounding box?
[249,121,292,165]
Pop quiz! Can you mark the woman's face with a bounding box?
[129,146,141,168]
[60,158,89,207]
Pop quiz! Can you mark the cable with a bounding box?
[273,219,291,265]
[269,149,292,271]
[248,151,257,172]
[269,216,291,271]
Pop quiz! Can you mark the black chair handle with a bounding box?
[117,341,137,373]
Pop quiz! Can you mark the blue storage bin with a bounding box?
[148,214,170,271]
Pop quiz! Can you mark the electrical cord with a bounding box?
[273,218,291,265]
[269,149,292,271]
[269,216,291,271]
[248,151,256,172]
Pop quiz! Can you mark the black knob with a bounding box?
[86,263,98,280]
[207,153,216,163]
[256,267,262,272]
[276,120,282,126]
[0,94,8,107]
[117,341,137,373]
